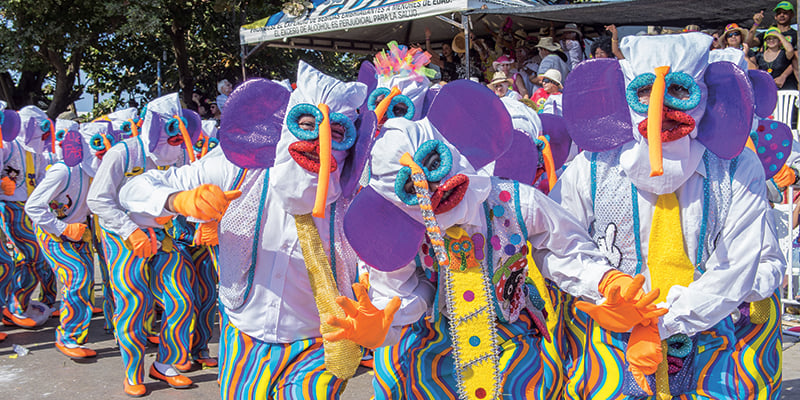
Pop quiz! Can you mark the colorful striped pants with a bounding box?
[35,226,93,346]
[732,293,782,399]
[185,244,218,359]
[100,228,194,385]
[219,321,346,400]
[379,312,556,399]
[562,294,738,399]
[2,201,56,313]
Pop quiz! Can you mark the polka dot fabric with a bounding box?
[755,118,793,179]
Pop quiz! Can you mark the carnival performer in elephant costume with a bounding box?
[551,32,784,399]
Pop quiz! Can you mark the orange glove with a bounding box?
[127,228,155,259]
[322,282,401,349]
[576,274,667,332]
[193,221,220,246]
[154,216,173,225]
[62,223,87,242]
[773,165,797,188]
[598,269,635,298]
[172,184,242,221]
[626,318,663,395]
[0,177,14,196]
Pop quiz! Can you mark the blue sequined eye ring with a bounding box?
[207,137,219,149]
[55,130,66,142]
[367,88,391,111]
[121,120,133,133]
[626,73,656,114]
[413,140,452,182]
[287,103,323,141]
[165,116,188,137]
[663,72,701,111]
[394,166,419,205]
[106,134,116,146]
[39,119,52,133]
[388,95,416,120]
[89,134,105,151]
[0,112,5,125]
[328,112,357,151]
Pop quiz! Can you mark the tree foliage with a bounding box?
[0,0,363,119]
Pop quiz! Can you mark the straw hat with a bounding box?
[535,37,562,52]
[488,71,514,87]
[540,69,562,88]
[452,32,466,54]
[723,23,747,40]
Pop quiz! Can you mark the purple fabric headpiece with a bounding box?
[219,78,290,169]
[60,130,83,167]
[344,79,515,272]
[340,103,377,199]
[563,58,755,160]
[493,129,538,184]
[358,60,378,97]
[539,113,572,169]
[1,110,20,142]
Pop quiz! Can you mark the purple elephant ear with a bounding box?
[181,109,203,147]
[340,104,377,199]
[563,59,633,152]
[219,79,290,169]
[343,186,426,272]
[419,86,440,120]
[23,118,38,146]
[358,60,378,96]
[60,130,83,167]
[697,61,754,159]
[747,69,778,119]
[427,80,512,169]
[755,119,793,179]
[493,129,538,185]
[539,113,572,170]
[145,110,163,153]
[1,110,20,142]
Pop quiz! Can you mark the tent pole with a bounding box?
[463,14,470,79]
[241,45,247,81]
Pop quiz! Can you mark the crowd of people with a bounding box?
[0,3,794,399]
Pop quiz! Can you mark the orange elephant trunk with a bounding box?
[50,121,56,155]
[647,66,670,177]
[313,103,332,218]
[175,115,196,163]
[538,135,557,191]
[374,87,402,134]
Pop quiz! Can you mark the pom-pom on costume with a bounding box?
[341,80,651,400]
[117,61,377,399]
[86,93,200,394]
[552,32,784,399]
[1,106,59,327]
[24,122,115,359]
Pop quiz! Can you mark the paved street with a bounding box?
[1,267,800,400]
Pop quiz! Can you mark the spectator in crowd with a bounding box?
[721,23,750,54]
[749,27,797,90]
[487,71,521,100]
[748,2,797,50]
[493,55,530,98]
[604,24,625,59]
[216,79,233,111]
[425,28,461,82]
[558,23,585,70]
[209,102,222,122]
[530,69,562,114]
[514,38,539,95]
[590,36,614,59]
[709,29,725,50]
[532,37,570,88]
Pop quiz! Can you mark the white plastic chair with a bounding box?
[773,90,799,140]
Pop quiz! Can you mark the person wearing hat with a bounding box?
[749,26,797,89]
[530,69,563,114]
[487,71,521,100]
[532,37,570,89]
[721,23,750,54]
[748,2,797,50]
[425,27,462,83]
[557,23,585,70]
[493,55,530,98]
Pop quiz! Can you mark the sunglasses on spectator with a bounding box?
[542,78,555,85]
[726,31,741,38]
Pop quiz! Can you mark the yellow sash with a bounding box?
[24,152,35,196]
